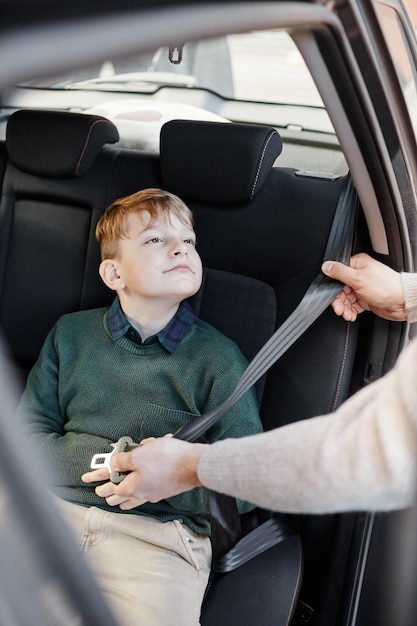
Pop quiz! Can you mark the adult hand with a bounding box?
[81,466,145,508]
[109,437,207,510]
[322,253,405,322]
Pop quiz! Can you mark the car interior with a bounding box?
[0,5,416,624]
[0,102,367,623]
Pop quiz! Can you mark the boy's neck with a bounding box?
[120,297,180,341]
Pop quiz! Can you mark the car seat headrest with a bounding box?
[160,120,282,206]
[6,109,120,178]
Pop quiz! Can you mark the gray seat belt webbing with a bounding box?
[177,176,358,573]
[175,176,358,443]
[214,515,296,573]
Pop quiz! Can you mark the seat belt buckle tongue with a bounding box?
[90,436,140,484]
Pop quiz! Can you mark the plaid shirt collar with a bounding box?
[107,296,196,354]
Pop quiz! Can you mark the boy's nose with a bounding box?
[171,241,187,256]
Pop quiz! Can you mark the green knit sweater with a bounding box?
[18,307,263,535]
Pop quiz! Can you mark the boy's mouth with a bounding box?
[166,264,194,273]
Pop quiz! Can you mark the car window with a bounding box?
[376,2,417,140]
[17,32,322,103]
[9,28,343,172]
[17,32,326,121]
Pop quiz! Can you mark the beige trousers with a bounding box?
[56,498,212,626]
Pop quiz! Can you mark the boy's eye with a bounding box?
[184,238,196,246]
[147,237,161,244]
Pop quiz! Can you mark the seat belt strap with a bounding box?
[175,176,358,443]
[214,515,296,573]
[203,176,359,573]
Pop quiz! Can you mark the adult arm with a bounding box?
[107,337,417,513]
[402,272,417,322]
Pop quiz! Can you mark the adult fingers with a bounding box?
[118,497,148,510]
[95,480,117,498]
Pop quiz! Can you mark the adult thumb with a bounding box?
[322,260,357,286]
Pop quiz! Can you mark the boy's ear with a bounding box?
[99,259,125,291]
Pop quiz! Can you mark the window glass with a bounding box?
[18,32,323,108]
[376,2,417,139]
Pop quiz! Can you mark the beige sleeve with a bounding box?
[402,273,417,323]
[198,338,417,514]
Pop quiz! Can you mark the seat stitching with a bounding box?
[285,534,303,626]
[76,119,114,176]
[332,197,360,411]
[332,321,351,411]
[250,130,277,200]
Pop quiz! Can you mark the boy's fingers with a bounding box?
[81,468,110,483]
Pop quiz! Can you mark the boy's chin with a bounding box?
[180,286,201,301]
[172,278,202,300]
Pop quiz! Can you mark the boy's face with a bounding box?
[113,210,203,306]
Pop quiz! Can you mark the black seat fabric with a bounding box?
[161,118,282,205]
[6,109,120,178]
[0,110,366,623]
[161,119,308,624]
[202,534,303,626]
[0,110,304,624]
[160,118,359,420]
[0,109,298,624]
[189,267,277,402]
[0,109,162,378]
[160,119,362,620]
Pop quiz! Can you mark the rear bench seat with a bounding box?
[0,109,162,379]
[160,119,359,425]
[160,119,362,623]
[0,109,364,623]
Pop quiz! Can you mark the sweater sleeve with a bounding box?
[402,272,417,323]
[16,325,105,488]
[198,337,417,514]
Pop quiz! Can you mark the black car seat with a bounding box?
[160,120,310,625]
[160,119,362,624]
[0,109,162,381]
[0,110,303,624]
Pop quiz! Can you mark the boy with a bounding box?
[18,188,263,626]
